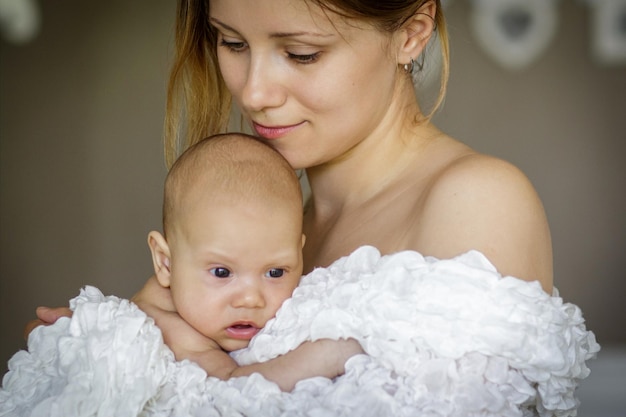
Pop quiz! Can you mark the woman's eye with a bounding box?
[266,268,285,278]
[287,52,321,64]
[210,267,232,278]
[219,38,247,53]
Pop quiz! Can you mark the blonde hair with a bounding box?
[163,133,303,237]
[164,0,449,168]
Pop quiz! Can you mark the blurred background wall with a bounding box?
[1,1,173,368]
[1,0,625,404]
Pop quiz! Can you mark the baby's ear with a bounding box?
[147,231,172,288]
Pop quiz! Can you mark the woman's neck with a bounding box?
[305,109,441,221]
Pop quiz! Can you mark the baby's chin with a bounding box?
[220,339,251,353]
[222,323,261,349]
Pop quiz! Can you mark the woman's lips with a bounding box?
[226,322,260,340]
[252,121,304,140]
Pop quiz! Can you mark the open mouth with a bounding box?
[226,323,260,340]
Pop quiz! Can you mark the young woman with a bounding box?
[30,0,552,365]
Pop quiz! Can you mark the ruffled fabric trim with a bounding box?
[0,246,599,417]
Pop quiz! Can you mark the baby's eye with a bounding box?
[210,267,232,278]
[266,268,285,278]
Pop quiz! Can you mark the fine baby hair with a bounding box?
[161,132,304,238]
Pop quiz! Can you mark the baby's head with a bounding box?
[162,132,304,236]
[148,133,305,352]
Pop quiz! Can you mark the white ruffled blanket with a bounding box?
[1,246,599,417]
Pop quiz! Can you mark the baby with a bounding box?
[2,133,598,415]
[136,132,362,391]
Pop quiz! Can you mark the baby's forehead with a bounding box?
[180,136,286,177]
[164,134,302,226]
[173,179,303,236]
[173,159,298,212]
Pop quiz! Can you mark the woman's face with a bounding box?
[209,0,403,170]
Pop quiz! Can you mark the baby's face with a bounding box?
[167,198,304,352]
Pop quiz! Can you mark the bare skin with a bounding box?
[210,0,553,289]
[302,125,553,291]
[26,0,553,389]
[133,276,362,392]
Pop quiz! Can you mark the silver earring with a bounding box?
[403,58,415,73]
[415,53,425,72]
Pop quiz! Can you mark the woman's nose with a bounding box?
[240,55,286,113]
[231,278,266,309]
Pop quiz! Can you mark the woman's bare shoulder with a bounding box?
[414,152,553,290]
[432,152,538,201]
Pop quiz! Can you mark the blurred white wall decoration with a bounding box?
[584,0,626,65]
[469,0,560,70]
[0,0,39,44]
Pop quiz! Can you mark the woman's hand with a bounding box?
[23,306,72,340]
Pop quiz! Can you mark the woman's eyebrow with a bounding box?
[209,18,240,34]
[269,31,334,39]
[210,17,334,39]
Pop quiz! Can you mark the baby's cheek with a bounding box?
[270,292,292,314]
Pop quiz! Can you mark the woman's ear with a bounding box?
[147,231,172,288]
[397,1,437,67]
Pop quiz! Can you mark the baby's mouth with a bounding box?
[226,322,260,339]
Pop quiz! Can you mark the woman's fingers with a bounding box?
[36,306,72,323]
[23,319,44,340]
[23,306,73,340]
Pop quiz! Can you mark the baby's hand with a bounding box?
[147,307,239,379]
[132,276,238,376]
[133,276,219,357]
[230,338,365,391]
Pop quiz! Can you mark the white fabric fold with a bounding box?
[0,246,599,417]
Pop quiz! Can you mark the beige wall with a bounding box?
[438,2,626,350]
[1,1,624,373]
